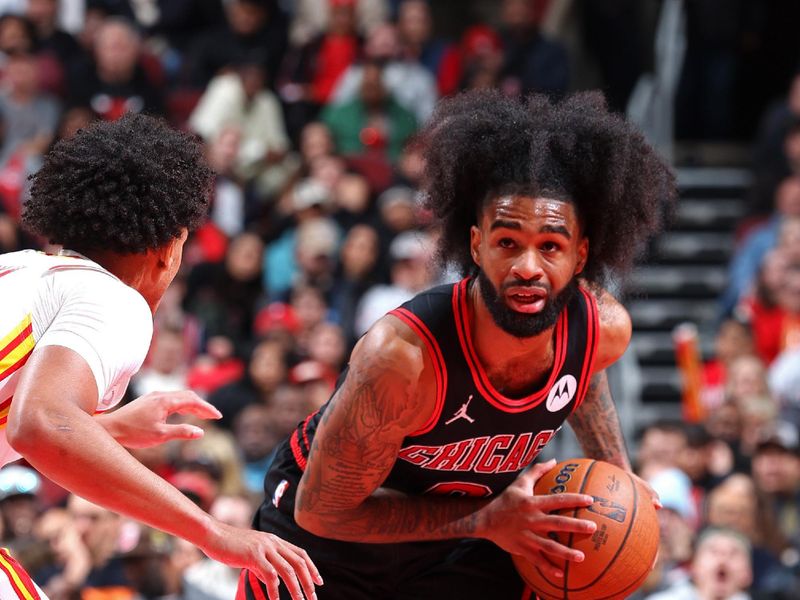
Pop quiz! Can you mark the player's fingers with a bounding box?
[536,514,597,535]
[266,550,305,600]
[160,423,205,441]
[280,546,320,600]
[529,532,585,563]
[285,543,323,586]
[534,492,594,511]
[255,564,281,600]
[166,392,222,420]
[534,550,565,579]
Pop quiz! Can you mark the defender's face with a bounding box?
[470,196,587,336]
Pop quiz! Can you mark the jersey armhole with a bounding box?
[388,308,447,436]
[573,288,601,412]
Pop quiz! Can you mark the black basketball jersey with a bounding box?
[282,277,599,501]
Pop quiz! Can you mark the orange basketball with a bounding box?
[513,458,660,600]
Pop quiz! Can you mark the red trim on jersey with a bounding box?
[573,288,600,411]
[389,308,448,436]
[453,279,568,413]
[0,396,11,412]
[0,416,7,427]
[0,323,33,363]
[520,588,533,600]
[300,410,319,454]
[0,268,20,280]
[0,548,40,600]
[248,571,268,600]
[0,349,32,384]
[290,430,307,472]
[236,570,248,600]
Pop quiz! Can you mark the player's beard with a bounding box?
[477,269,578,338]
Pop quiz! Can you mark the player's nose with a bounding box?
[510,248,544,281]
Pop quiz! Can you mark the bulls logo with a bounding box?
[587,496,627,523]
[546,374,577,413]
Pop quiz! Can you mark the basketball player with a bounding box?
[240,91,674,599]
[0,114,320,600]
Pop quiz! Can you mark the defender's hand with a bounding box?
[482,459,596,580]
[97,390,221,448]
[205,522,323,600]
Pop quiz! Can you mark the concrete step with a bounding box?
[652,231,735,264]
[631,331,715,366]
[627,298,719,331]
[673,198,747,231]
[639,365,683,404]
[627,265,728,298]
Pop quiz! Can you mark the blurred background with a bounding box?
[0,0,799,598]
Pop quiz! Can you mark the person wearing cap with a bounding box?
[752,423,800,549]
[0,115,319,598]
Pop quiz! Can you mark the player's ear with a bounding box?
[574,236,588,275]
[156,229,188,270]
[470,225,481,266]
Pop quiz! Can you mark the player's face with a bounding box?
[470,195,587,338]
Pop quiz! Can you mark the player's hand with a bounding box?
[96,390,222,448]
[204,522,323,600]
[482,459,596,580]
[630,472,662,510]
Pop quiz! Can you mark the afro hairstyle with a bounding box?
[23,112,213,255]
[421,90,676,286]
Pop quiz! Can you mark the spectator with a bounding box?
[277,0,360,143]
[289,0,387,47]
[646,527,753,600]
[322,58,418,162]
[397,0,460,96]
[458,24,504,92]
[26,0,83,73]
[331,22,437,126]
[69,17,165,119]
[131,327,188,397]
[721,174,800,319]
[636,420,689,480]
[329,223,382,344]
[355,229,435,336]
[0,50,60,166]
[700,318,755,411]
[184,231,265,354]
[189,57,293,197]
[207,338,287,429]
[233,403,281,495]
[186,0,288,89]
[0,465,42,543]
[33,507,91,600]
[498,0,569,98]
[751,423,800,550]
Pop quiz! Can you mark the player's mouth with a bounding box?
[505,287,548,314]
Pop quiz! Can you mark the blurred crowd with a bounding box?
[0,0,798,599]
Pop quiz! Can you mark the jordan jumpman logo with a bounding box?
[446,395,476,425]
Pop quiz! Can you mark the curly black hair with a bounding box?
[23,112,213,255]
[421,90,676,286]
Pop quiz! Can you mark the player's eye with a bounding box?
[498,238,516,249]
[541,241,561,252]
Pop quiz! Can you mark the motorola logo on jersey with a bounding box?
[398,430,555,474]
[546,374,577,412]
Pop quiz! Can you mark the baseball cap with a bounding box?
[292,179,331,212]
[389,231,430,262]
[0,466,41,501]
[378,186,416,210]
[755,421,800,454]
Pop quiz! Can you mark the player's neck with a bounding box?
[82,249,160,314]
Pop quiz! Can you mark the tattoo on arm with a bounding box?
[568,370,632,471]
[296,343,488,541]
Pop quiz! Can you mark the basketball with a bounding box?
[513,459,660,600]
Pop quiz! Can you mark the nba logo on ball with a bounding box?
[513,459,660,600]
[546,375,577,412]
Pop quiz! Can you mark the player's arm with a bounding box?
[7,347,320,600]
[295,317,596,575]
[568,288,661,506]
[567,287,632,470]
